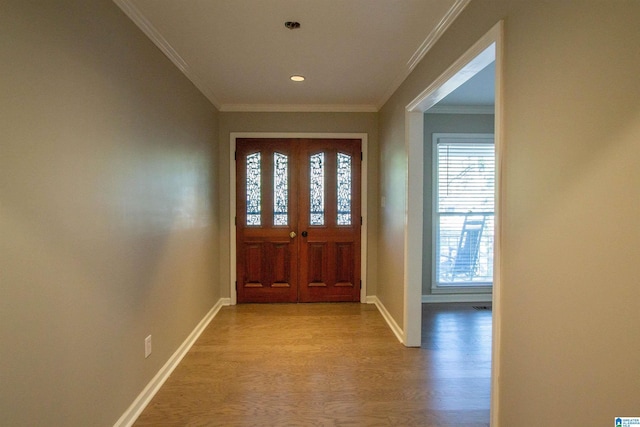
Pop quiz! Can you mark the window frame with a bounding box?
[431,133,495,294]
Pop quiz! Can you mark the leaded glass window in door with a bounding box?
[246,152,261,226]
[273,152,288,226]
[337,152,352,225]
[309,153,325,226]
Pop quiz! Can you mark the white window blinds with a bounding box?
[433,134,495,287]
[437,142,495,213]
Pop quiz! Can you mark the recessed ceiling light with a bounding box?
[290,75,305,82]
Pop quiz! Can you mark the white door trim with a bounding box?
[404,20,504,426]
[229,132,368,305]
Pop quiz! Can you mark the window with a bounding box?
[433,133,494,289]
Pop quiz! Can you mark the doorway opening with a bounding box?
[403,21,503,425]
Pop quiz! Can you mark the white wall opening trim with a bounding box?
[404,20,504,426]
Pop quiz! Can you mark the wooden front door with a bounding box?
[236,138,361,303]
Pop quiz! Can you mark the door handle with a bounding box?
[301,231,308,237]
[289,231,297,238]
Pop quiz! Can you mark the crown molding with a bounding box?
[426,105,494,114]
[114,0,222,109]
[219,104,378,113]
[406,0,471,72]
[376,0,471,110]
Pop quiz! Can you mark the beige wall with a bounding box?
[218,112,379,299]
[1,1,220,425]
[377,102,409,325]
[378,0,640,424]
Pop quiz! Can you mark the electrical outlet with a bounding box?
[144,335,152,358]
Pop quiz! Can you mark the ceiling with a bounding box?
[438,61,495,107]
[114,0,474,112]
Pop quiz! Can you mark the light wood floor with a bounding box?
[134,303,491,426]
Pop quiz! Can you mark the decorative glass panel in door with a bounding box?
[336,152,352,225]
[309,153,325,226]
[273,152,288,226]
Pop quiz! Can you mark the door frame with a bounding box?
[403,21,503,424]
[230,132,368,305]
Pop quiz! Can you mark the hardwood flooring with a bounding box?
[134,303,491,426]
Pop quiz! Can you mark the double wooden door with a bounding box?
[236,138,361,303]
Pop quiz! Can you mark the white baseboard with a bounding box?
[366,296,404,344]
[422,293,492,303]
[114,297,230,427]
